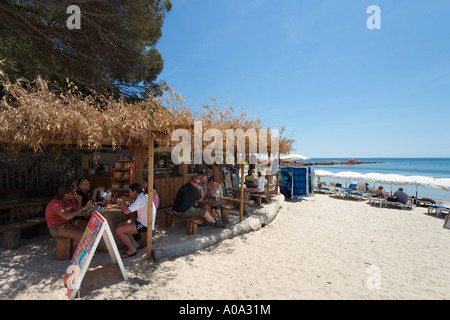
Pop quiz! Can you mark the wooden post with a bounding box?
[267,151,271,201]
[182,163,189,184]
[240,163,244,222]
[133,146,148,185]
[276,171,279,195]
[146,136,154,261]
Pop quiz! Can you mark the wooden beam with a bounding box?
[133,146,148,186]
[276,171,279,195]
[146,136,154,261]
[240,164,244,222]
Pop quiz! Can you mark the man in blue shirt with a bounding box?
[393,188,409,204]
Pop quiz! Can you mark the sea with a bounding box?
[300,158,450,202]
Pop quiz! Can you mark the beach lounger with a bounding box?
[314,181,332,194]
[427,205,450,218]
[348,191,364,200]
[314,185,331,193]
[368,195,387,207]
[335,189,364,200]
[415,198,435,207]
[388,198,415,210]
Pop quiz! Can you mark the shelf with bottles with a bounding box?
[111,161,135,196]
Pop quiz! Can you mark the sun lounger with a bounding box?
[314,185,331,193]
[368,195,387,207]
[387,198,415,210]
[427,205,450,218]
[415,198,435,207]
[335,189,364,200]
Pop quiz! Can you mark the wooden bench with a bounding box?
[0,217,47,249]
[249,193,267,206]
[55,236,73,260]
[162,209,203,235]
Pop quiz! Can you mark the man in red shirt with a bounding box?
[46,184,93,246]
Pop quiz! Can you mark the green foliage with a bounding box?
[0,0,172,99]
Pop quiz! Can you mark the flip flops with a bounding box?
[121,251,137,259]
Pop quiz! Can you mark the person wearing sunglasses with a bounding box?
[172,176,225,228]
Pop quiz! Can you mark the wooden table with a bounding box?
[90,208,127,252]
[226,188,258,215]
[200,198,229,222]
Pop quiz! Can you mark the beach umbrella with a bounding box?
[383,174,415,185]
[314,169,335,177]
[434,178,450,192]
[406,175,450,199]
[333,171,367,187]
[406,175,440,200]
[365,173,414,193]
[407,175,437,188]
[365,172,392,185]
[280,154,311,161]
[333,171,367,180]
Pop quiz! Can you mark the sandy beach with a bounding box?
[1,193,449,300]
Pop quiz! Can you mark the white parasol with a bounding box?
[333,171,367,181]
[280,154,311,161]
[314,169,335,177]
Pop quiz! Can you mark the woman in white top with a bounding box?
[116,183,156,258]
[255,172,267,193]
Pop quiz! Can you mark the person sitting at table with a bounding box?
[393,187,410,204]
[172,176,225,228]
[45,184,93,247]
[245,169,257,188]
[133,178,159,246]
[375,186,387,199]
[121,178,159,210]
[255,172,267,193]
[116,183,156,258]
[206,176,223,223]
[143,178,160,210]
[75,178,105,207]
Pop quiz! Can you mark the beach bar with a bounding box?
[0,76,293,260]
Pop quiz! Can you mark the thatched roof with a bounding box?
[0,72,294,155]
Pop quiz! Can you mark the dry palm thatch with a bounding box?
[0,71,294,156]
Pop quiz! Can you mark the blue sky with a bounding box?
[155,0,450,158]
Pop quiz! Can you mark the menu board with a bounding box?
[63,211,128,300]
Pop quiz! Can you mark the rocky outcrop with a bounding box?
[280,158,381,167]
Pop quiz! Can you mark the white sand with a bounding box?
[1,193,449,300]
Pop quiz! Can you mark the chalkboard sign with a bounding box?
[63,211,128,300]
